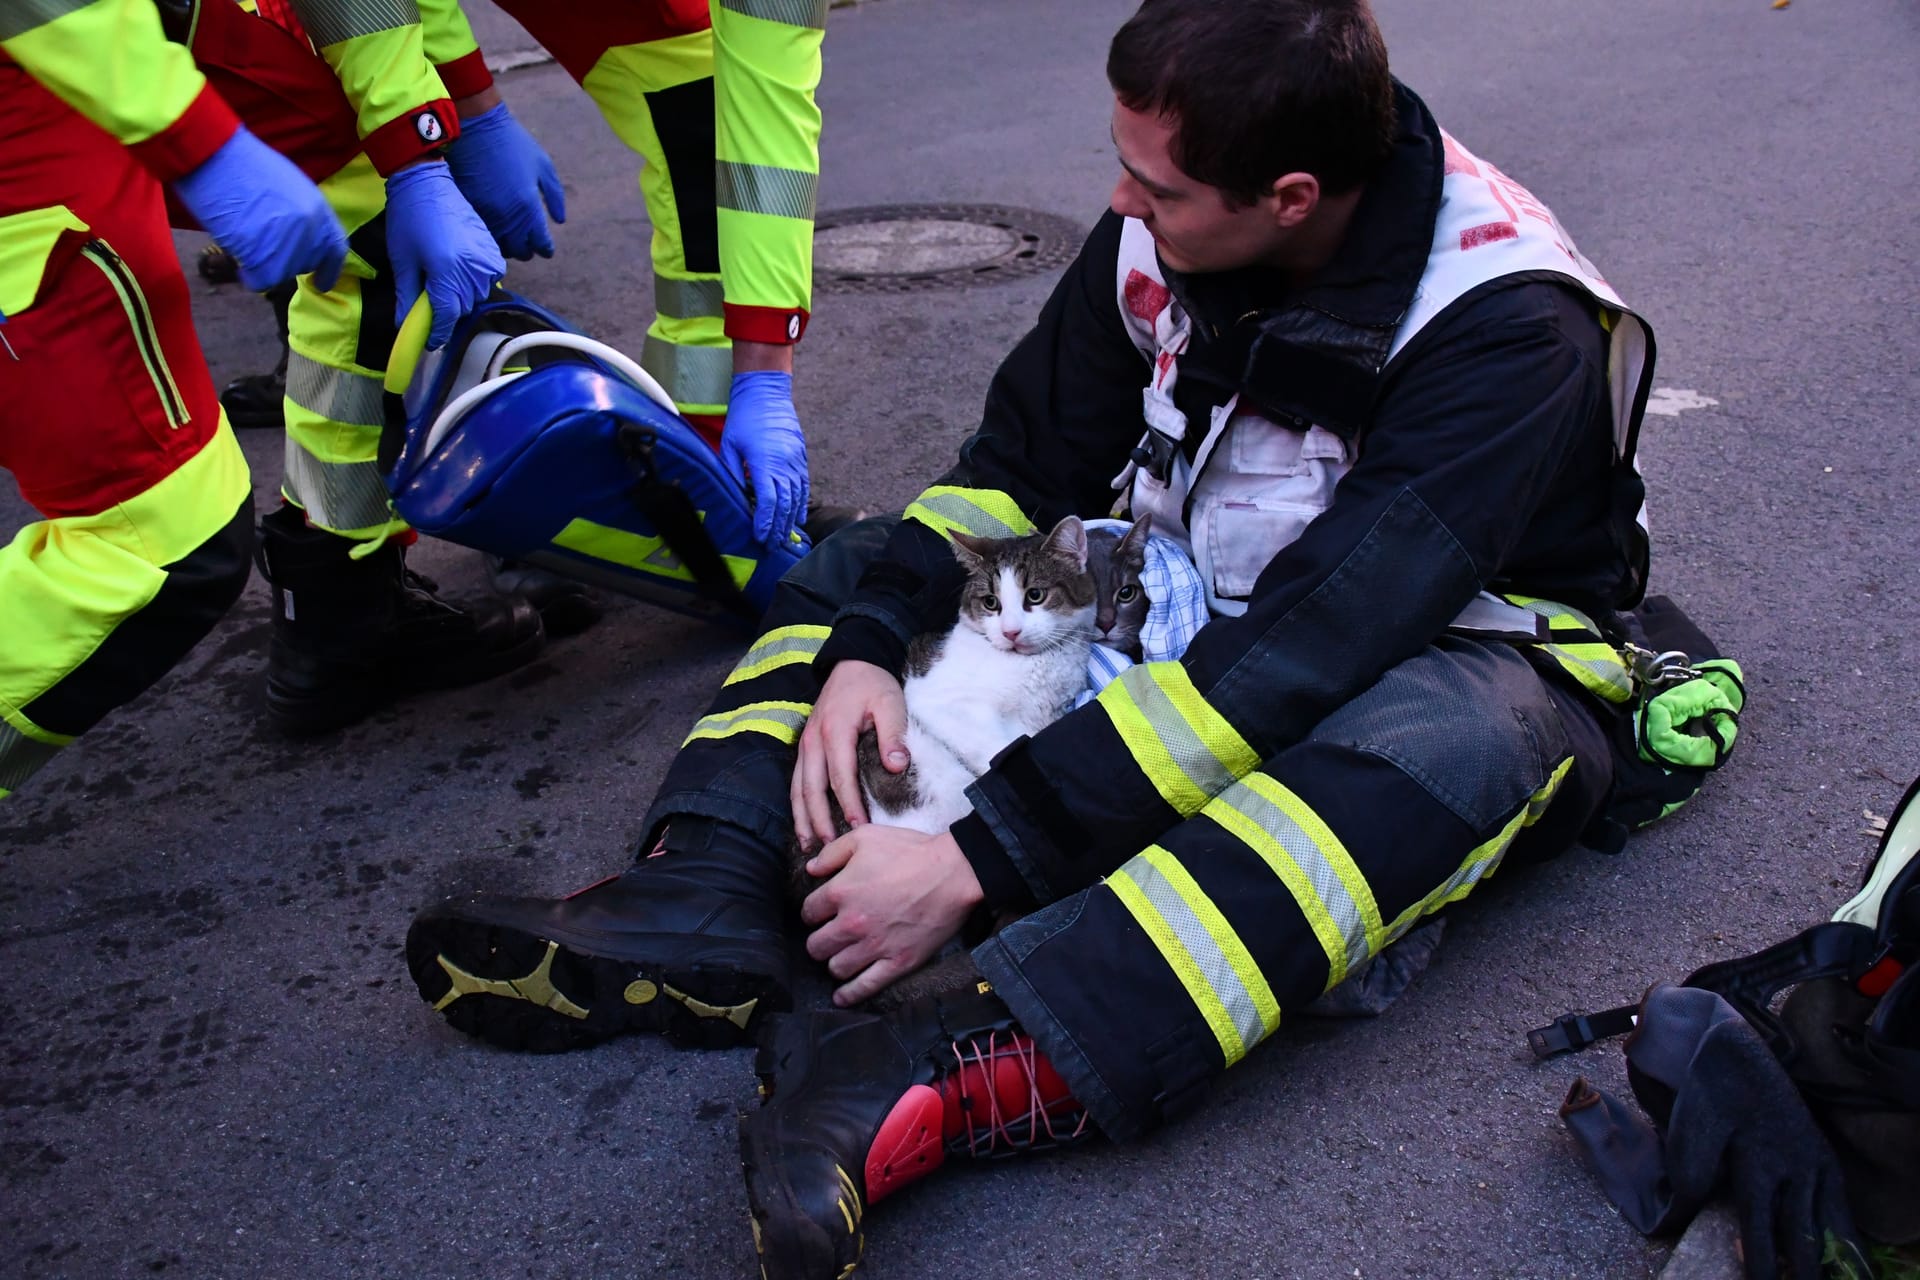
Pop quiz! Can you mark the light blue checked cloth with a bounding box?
[1074,518,1210,707]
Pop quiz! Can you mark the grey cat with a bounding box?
[1087,514,1152,660]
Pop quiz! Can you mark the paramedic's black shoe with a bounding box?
[486,554,603,638]
[406,827,790,1052]
[218,372,285,430]
[257,505,545,735]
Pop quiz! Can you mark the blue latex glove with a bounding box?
[384,160,505,349]
[721,370,810,547]
[444,103,566,261]
[171,126,347,292]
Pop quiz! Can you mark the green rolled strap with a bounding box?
[1635,657,1745,772]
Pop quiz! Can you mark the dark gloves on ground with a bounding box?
[1560,983,1866,1280]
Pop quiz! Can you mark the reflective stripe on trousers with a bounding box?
[975,636,1617,1141]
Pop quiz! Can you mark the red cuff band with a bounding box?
[724,302,810,345]
[363,99,460,177]
[435,50,494,101]
[130,85,241,184]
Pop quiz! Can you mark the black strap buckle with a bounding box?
[1527,1005,1639,1059]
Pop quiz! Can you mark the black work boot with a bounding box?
[485,554,603,639]
[406,819,791,1052]
[257,505,544,734]
[740,985,1092,1280]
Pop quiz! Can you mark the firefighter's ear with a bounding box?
[1269,172,1320,229]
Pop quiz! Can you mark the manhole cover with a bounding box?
[812,204,1087,293]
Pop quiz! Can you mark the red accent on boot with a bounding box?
[863,1083,947,1204]
[682,413,727,454]
[937,1030,1087,1156]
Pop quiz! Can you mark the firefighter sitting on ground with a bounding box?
[405,2,1712,1276]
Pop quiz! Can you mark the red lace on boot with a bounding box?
[864,1029,1088,1203]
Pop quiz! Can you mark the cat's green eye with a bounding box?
[981,593,999,612]
[1024,587,1046,606]
[1116,585,1139,603]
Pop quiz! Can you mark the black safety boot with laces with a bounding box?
[740,983,1092,1280]
[257,504,544,734]
[406,819,791,1052]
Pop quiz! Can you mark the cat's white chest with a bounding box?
[869,627,1087,834]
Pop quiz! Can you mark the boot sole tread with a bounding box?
[406,913,787,1053]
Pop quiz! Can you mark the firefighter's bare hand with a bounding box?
[801,825,981,1007]
[791,660,909,853]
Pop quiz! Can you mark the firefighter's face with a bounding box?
[1109,100,1313,274]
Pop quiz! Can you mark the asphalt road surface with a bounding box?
[4,1,1916,1277]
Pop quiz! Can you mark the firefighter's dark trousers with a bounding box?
[641,518,1619,1141]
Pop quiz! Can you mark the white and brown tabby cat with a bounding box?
[789,514,1154,1004]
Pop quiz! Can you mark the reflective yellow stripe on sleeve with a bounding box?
[682,700,812,747]
[723,624,830,686]
[1095,661,1260,816]
[1202,773,1385,990]
[1106,846,1280,1065]
[901,487,1036,540]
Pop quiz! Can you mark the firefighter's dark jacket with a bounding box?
[813,82,1648,911]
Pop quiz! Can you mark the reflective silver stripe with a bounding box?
[282,440,395,532]
[654,275,726,322]
[1100,665,1248,815]
[286,353,385,428]
[725,625,830,686]
[641,335,734,410]
[0,721,64,794]
[0,0,90,40]
[299,0,420,47]
[901,491,1030,539]
[716,0,829,29]
[682,700,812,746]
[1113,855,1274,1059]
[716,161,818,223]
[1210,777,1375,979]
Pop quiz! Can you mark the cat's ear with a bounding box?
[1118,513,1152,567]
[1042,515,1088,572]
[949,530,992,572]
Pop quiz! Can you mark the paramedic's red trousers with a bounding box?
[0,62,253,797]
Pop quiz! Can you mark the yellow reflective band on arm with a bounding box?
[1502,595,1635,704]
[552,519,755,588]
[682,700,812,747]
[1095,662,1260,817]
[1203,773,1384,990]
[2,0,205,146]
[724,625,830,687]
[902,487,1036,540]
[1383,755,1574,943]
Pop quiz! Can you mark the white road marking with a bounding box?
[1645,387,1719,416]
